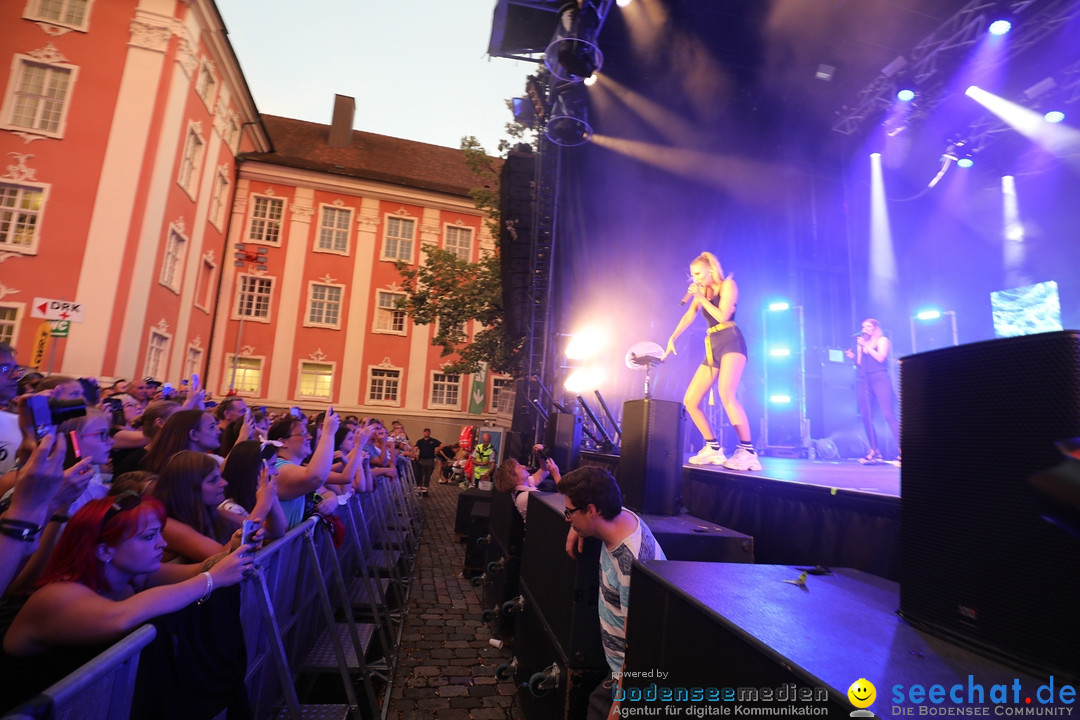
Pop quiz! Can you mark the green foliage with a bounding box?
[395,131,535,378]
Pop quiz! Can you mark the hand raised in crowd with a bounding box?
[6,431,68,525]
[321,406,341,438]
[208,543,256,587]
[47,457,95,518]
[237,409,255,444]
[545,457,562,486]
[181,373,206,410]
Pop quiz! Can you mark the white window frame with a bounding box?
[315,203,351,255]
[22,0,93,32]
[144,328,171,381]
[232,273,274,323]
[380,214,415,263]
[159,221,187,294]
[304,281,344,329]
[0,302,25,347]
[0,179,49,255]
[1,53,79,138]
[184,344,203,382]
[225,113,242,154]
[208,166,229,231]
[373,290,406,335]
[176,121,205,200]
[444,223,474,262]
[193,252,217,313]
[430,372,461,410]
[223,354,264,396]
[490,376,512,413]
[366,365,402,406]
[195,58,218,110]
[246,193,285,246]
[297,360,335,400]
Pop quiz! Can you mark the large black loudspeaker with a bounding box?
[499,150,535,339]
[619,399,685,516]
[546,413,582,472]
[899,331,1080,678]
[520,493,605,669]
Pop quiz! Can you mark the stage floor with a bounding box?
[683,455,900,499]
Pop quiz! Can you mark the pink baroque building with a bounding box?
[210,95,507,420]
[0,0,269,383]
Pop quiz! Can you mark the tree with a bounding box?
[395,131,532,377]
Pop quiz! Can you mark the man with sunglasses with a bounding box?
[558,466,665,720]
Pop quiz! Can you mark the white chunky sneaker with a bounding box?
[722,446,762,471]
[688,445,726,465]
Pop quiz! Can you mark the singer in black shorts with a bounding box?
[663,252,760,471]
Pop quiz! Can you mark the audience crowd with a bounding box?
[0,341,421,718]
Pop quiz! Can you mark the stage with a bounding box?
[581,452,904,580]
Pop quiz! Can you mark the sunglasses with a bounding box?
[102,490,142,529]
[81,429,111,442]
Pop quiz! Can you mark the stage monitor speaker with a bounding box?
[899,330,1080,679]
[546,413,582,471]
[619,399,685,516]
[520,492,606,669]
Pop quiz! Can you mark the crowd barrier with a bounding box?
[2,466,423,720]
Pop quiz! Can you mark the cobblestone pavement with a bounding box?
[385,481,525,720]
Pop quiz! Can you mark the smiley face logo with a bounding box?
[847,678,876,709]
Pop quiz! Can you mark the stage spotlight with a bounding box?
[769,348,791,358]
[957,157,974,168]
[769,394,792,404]
[870,152,881,159]
[511,97,536,127]
[584,73,598,87]
[1045,110,1065,124]
[565,327,606,361]
[897,89,915,102]
[616,0,631,6]
[916,309,942,321]
[768,301,790,312]
[546,85,592,147]
[545,1,603,83]
[965,85,980,97]
[564,367,602,394]
[988,19,1012,35]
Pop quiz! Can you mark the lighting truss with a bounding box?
[832,0,1080,136]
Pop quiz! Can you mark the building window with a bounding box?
[225,114,242,153]
[0,182,46,254]
[306,283,343,328]
[184,345,203,381]
[193,253,216,313]
[177,122,205,199]
[234,274,273,321]
[316,205,350,254]
[24,0,90,30]
[444,224,473,262]
[195,60,217,108]
[491,377,512,412]
[374,291,406,334]
[0,304,22,346]
[367,367,400,404]
[225,355,262,395]
[382,215,415,262]
[430,373,460,408]
[159,225,187,293]
[144,330,170,380]
[298,361,334,399]
[2,56,77,137]
[247,195,284,245]
[208,167,229,230]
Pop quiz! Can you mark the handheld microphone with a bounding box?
[851,331,867,338]
[680,291,694,306]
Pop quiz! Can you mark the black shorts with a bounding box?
[702,325,747,368]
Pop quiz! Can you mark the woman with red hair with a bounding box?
[1,493,252,712]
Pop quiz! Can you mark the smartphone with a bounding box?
[26,395,54,441]
[241,519,258,549]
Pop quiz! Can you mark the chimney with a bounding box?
[328,94,355,148]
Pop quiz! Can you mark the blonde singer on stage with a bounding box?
[662,252,761,471]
